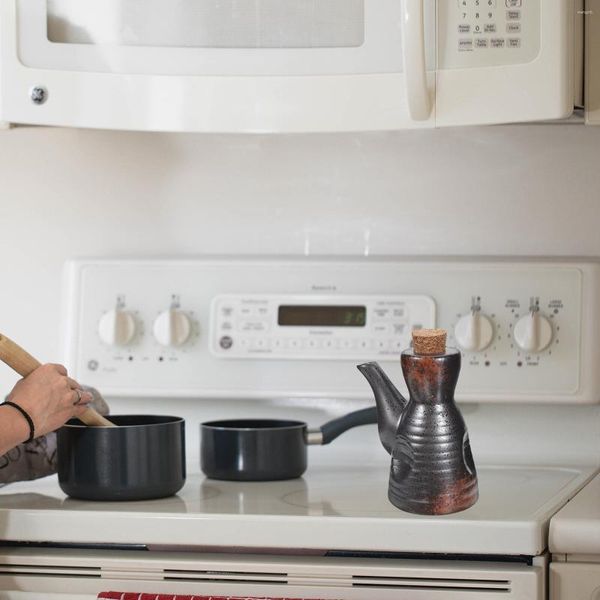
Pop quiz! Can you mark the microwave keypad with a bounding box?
[440,0,539,70]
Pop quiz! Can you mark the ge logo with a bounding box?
[30,86,48,105]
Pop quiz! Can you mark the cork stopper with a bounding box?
[412,328,447,355]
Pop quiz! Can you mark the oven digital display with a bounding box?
[278,305,366,327]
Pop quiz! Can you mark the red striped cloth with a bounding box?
[98,594,321,600]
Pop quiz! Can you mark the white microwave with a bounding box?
[0,0,578,133]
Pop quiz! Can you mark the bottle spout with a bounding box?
[357,362,408,454]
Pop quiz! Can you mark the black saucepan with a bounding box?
[200,406,377,481]
[58,415,186,501]
[0,333,186,502]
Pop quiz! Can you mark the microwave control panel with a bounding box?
[439,0,541,69]
[62,259,600,404]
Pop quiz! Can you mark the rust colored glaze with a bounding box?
[358,348,479,516]
[429,475,479,516]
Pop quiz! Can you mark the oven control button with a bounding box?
[454,298,494,352]
[98,308,137,347]
[153,309,192,347]
[513,298,553,353]
[219,335,234,350]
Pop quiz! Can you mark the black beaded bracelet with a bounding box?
[3,401,35,442]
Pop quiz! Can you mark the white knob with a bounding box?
[454,312,494,352]
[98,309,137,347]
[153,309,192,347]
[514,311,553,353]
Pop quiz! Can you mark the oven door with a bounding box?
[0,0,436,132]
[0,549,544,600]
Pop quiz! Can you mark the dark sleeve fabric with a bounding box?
[0,432,56,485]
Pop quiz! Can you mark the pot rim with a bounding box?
[201,418,306,432]
[63,414,185,429]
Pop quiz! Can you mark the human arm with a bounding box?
[0,364,110,484]
[0,404,31,456]
[1,363,92,453]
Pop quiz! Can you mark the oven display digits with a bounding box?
[278,305,366,328]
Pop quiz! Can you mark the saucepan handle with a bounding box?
[305,406,378,446]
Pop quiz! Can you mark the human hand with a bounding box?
[6,364,93,439]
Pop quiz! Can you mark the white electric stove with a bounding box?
[0,257,598,600]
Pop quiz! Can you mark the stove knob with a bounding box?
[98,308,137,347]
[455,313,494,352]
[514,299,553,353]
[153,309,192,347]
[454,298,494,352]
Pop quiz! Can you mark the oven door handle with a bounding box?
[402,0,432,121]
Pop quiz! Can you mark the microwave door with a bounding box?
[1,0,436,132]
[435,0,574,127]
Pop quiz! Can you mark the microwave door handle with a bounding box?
[402,0,432,121]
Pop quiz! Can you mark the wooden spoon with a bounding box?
[0,333,114,427]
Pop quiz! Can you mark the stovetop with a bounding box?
[0,463,596,557]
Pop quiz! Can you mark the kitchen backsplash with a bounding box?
[1,121,599,394]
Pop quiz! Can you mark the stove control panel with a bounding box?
[62,258,600,404]
[211,294,435,360]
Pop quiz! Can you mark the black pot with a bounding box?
[201,407,376,481]
[57,415,186,501]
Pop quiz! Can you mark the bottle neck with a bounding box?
[401,350,461,405]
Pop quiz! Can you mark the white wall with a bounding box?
[1,122,600,367]
[0,122,599,467]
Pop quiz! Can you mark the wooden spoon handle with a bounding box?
[0,333,114,428]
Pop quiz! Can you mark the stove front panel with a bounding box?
[0,547,545,600]
[62,258,600,403]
